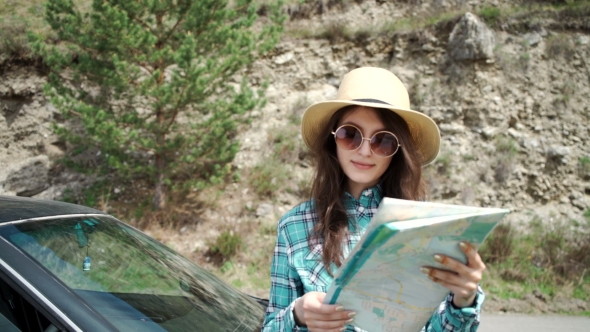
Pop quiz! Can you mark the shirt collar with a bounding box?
[343,184,383,204]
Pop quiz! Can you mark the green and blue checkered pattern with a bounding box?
[262,185,484,332]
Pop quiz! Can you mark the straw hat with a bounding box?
[301,67,440,165]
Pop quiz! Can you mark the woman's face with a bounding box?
[336,106,393,198]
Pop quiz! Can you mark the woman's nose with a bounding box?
[357,138,372,156]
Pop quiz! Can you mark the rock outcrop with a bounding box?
[448,12,496,61]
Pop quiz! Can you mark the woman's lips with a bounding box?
[351,160,374,170]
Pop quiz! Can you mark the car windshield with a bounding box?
[0,215,265,331]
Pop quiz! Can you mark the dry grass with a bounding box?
[545,34,576,60]
[579,156,590,180]
[479,223,515,264]
[480,216,590,301]
[493,136,518,184]
[286,9,461,42]
[0,0,54,57]
[0,19,30,57]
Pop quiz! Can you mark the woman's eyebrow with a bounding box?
[340,121,388,134]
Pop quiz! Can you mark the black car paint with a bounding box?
[0,196,105,223]
[0,195,269,331]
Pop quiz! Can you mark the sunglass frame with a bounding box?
[331,124,402,158]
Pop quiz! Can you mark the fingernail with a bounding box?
[346,318,354,323]
[339,327,347,332]
[459,242,468,250]
[428,275,437,282]
[348,312,357,318]
[335,306,344,312]
[420,267,430,274]
[434,254,443,263]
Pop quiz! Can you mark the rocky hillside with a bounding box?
[239,1,590,227]
[1,0,589,311]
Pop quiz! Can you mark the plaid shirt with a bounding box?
[262,185,484,332]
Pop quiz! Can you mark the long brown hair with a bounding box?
[308,106,426,273]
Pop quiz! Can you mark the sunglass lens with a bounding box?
[335,126,362,150]
[371,132,399,157]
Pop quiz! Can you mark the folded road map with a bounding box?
[324,198,510,332]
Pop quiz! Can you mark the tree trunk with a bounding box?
[153,154,166,210]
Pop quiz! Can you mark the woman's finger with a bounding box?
[430,243,485,277]
[460,241,486,270]
[432,253,470,275]
[424,269,479,307]
[306,316,355,332]
[428,259,483,283]
[304,305,355,321]
[424,261,483,289]
[304,308,355,332]
[296,292,356,331]
[420,241,487,308]
[424,267,461,285]
[426,270,478,295]
[431,276,479,304]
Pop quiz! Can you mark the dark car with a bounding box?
[0,196,267,332]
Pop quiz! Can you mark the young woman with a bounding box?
[262,67,485,332]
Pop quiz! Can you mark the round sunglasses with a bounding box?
[332,124,401,158]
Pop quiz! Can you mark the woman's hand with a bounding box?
[421,241,485,308]
[293,291,356,332]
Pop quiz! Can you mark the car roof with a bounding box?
[0,196,106,224]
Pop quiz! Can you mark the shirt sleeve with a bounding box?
[421,286,485,332]
[262,224,307,332]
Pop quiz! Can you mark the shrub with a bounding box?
[435,153,451,177]
[249,122,306,198]
[481,216,590,302]
[536,219,590,282]
[271,127,302,163]
[478,6,502,26]
[318,20,352,43]
[496,136,518,158]
[0,19,30,57]
[250,159,289,197]
[545,35,575,60]
[479,223,515,264]
[578,156,590,180]
[288,96,310,125]
[485,217,589,286]
[210,231,242,261]
[493,136,518,183]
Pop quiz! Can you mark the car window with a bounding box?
[0,278,55,332]
[0,305,19,332]
[0,217,264,332]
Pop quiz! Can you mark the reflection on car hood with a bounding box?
[0,196,105,223]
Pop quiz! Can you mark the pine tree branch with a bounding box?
[137,63,155,76]
[193,1,222,40]
[69,109,83,117]
[131,142,153,153]
[125,13,157,38]
[160,3,189,46]
[163,80,190,133]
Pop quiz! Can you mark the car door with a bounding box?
[0,274,59,332]
[0,232,116,332]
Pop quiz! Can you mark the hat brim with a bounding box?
[301,100,440,165]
